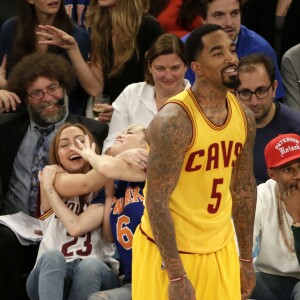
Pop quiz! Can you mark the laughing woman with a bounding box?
[40,124,148,300]
[26,123,121,300]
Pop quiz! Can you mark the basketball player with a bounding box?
[132,24,257,300]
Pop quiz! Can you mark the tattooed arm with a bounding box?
[146,103,196,300]
[230,103,257,300]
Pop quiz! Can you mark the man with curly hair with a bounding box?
[0,52,108,300]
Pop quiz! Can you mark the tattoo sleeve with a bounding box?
[231,104,257,258]
[146,104,192,278]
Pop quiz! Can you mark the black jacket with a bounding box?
[0,112,108,213]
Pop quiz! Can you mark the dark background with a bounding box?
[0,0,18,29]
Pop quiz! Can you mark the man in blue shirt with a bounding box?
[182,0,284,100]
[0,52,108,300]
[236,53,300,185]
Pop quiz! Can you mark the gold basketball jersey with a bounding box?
[141,88,247,254]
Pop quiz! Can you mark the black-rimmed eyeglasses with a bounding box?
[236,84,273,101]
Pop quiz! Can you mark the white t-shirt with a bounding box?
[102,80,190,153]
[36,193,118,273]
[254,179,300,279]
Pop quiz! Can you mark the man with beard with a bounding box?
[182,0,284,100]
[236,54,300,185]
[0,53,108,300]
[132,24,256,300]
[250,133,300,300]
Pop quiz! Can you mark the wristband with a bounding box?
[170,273,187,283]
[239,257,253,263]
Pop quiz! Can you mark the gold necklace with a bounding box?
[277,187,296,259]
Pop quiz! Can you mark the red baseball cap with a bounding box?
[264,133,300,169]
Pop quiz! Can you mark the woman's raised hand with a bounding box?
[37,25,77,50]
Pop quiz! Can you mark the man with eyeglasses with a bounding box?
[236,53,300,185]
[0,52,108,300]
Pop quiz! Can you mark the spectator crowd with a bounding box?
[1,1,300,299]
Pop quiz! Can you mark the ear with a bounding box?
[267,168,277,181]
[148,62,153,74]
[272,80,278,98]
[191,62,203,77]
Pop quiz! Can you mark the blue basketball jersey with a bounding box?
[110,180,145,282]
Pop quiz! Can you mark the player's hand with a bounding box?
[168,277,196,300]
[240,261,256,300]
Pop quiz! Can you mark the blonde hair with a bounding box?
[123,124,146,142]
[87,0,147,78]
